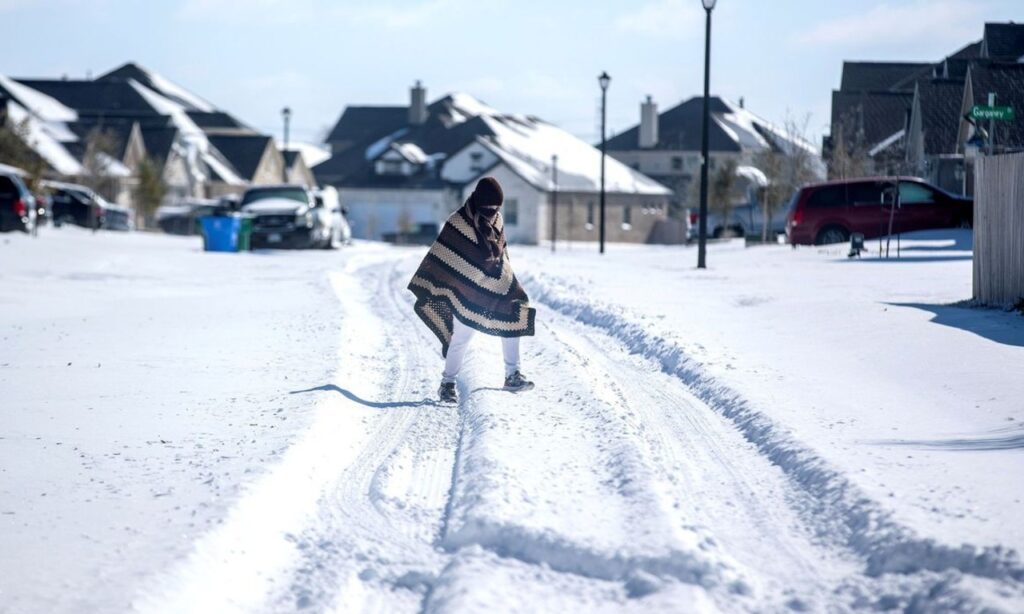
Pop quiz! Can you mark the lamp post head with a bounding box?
[702,0,716,10]
[598,71,611,91]
[282,106,292,119]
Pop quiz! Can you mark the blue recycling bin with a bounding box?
[200,215,241,252]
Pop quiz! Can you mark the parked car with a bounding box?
[0,170,37,233]
[102,204,134,231]
[785,177,972,246]
[156,199,221,235]
[43,182,108,230]
[313,186,351,244]
[689,201,788,240]
[240,184,346,249]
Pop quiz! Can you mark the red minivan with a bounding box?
[785,177,973,245]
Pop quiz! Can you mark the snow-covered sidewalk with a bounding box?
[2,228,1022,612]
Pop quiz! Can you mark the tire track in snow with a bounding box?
[524,272,1024,610]
[272,257,461,612]
[132,254,460,614]
[538,308,854,610]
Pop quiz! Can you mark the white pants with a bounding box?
[442,318,520,384]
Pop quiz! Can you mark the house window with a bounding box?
[622,205,632,230]
[671,156,683,171]
[470,151,483,173]
[586,201,595,230]
[378,159,403,175]
[505,198,519,225]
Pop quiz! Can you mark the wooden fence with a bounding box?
[974,152,1024,306]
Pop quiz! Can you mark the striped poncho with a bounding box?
[408,205,536,357]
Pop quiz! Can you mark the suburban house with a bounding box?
[0,62,303,214]
[827,21,1024,194]
[282,150,316,187]
[315,82,672,244]
[605,95,823,217]
[206,134,285,197]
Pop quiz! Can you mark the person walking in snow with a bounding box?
[408,177,536,404]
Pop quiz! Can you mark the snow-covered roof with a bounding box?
[128,78,244,185]
[4,99,83,175]
[868,128,906,157]
[735,165,768,187]
[0,74,78,123]
[99,62,217,112]
[276,140,331,168]
[0,162,27,176]
[475,112,671,195]
[392,142,429,164]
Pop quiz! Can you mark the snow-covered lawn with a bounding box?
[1,227,1021,612]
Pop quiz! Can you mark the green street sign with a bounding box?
[970,105,1015,121]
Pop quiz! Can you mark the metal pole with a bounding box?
[282,106,292,151]
[551,154,558,253]
[988,92,995,156]
[599,87,607,255]
[697,6,713,269]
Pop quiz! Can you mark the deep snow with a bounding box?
[1,227,1022,612]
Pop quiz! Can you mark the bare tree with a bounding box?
[710,158,739,236]
[78,127,121,201]
[0,117,48,191]
[133,156,166,229]
[755,115,821,242]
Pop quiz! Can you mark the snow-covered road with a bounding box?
[3,230,1023,612]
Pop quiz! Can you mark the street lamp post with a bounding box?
[281,106,292,151]
[697,0,716,269]
[551,154,559,253]
[598,71,610,255]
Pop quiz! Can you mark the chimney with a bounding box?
[639,95,658,149]
[739,96,745,109]
[409,80,427,126]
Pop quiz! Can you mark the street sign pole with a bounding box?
[988,93,995,156]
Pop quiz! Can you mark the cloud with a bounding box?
[615,0,702,40]
[796,0,982,48]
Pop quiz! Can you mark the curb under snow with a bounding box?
[521,272,1024,584]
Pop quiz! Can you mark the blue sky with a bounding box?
[1,0,1020,146]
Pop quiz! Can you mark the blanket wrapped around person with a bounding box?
[407,191,536,357]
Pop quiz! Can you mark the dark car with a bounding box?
[786,177,972,245]
[240,184,345,249]
[156,200,221,235]
[45,183,105,230]
[0,171,37,233]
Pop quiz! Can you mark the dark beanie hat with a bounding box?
[471,177,503,209]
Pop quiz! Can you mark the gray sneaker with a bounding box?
[503,371,534,392]
[438,382,458,404]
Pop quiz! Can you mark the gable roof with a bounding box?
[914,80,964,154]
[830,90,913,148]
[186,110,253,133]
[981,23,1024,61]
[282,150,301,168]
[965,63,1024,149]
[206,134,273,181]
[315,92,673,194]
[97,62,217,112]
[15,79,158,118]
[840,62,934,93]
[606,96,739,152]
[140,126,179,163]
[325,106,408,145]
